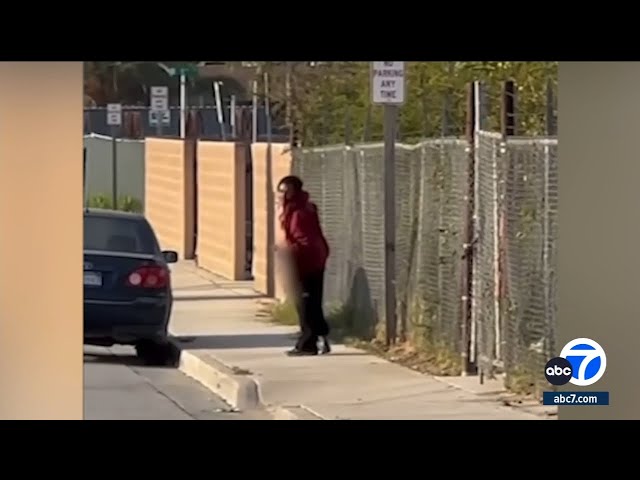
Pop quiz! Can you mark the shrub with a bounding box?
[87,194,143,213]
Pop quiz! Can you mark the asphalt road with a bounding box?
[84,345,272,420]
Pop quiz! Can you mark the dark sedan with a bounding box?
[83,208,178,364]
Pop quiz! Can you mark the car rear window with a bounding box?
[84,215,159,254]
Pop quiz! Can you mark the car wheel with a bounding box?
[135,340,176,366]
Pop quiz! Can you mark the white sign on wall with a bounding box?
[371,62,405,105]
[151,86,168,97]
[149,110,170,126]
[106,103,122,126]
[150,86,169,112]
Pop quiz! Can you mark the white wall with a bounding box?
[83,134,145,206]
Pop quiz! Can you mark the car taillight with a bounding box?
[125,266,169,288]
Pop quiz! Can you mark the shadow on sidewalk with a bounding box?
[174,333,292,349]
[172,333,369,356]
[172,284,220,291]
[174,294,265,302]
[83,347,180,369]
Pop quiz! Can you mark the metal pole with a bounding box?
[252,80,258,143]
[213,81,226,141]
[497,80,516,369]
[546,79,556,136]
[285,62,293,146]
[471,80,482,379]
[156,112,162,137]
[264,72,275,297]
[230,95,237,139]
[265,75,272,144]
[83,147,88,207]
[363,103,372,142]
[111,126,118,210]
[180,72,186,139]
[492,138,501,362]
[383,104,397,347]
[460,82,477,376]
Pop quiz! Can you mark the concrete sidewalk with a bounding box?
[168,261,555,420]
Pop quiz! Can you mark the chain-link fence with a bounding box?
[292,139,470,356]
[472,130,505,379]
[406,140,469,356]
[500,137,558,395]
[291,132,557,396]
[84,105,289,141]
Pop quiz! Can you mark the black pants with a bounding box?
[295,269,330,352]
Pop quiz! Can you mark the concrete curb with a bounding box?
[168,338,324,420]
[174,346,260,411]
[267,405,324,421]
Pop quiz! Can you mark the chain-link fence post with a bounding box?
[460,82,477,375]
[543,141,551,347]
[544,81,558,363]
[473,80,505,383]
[496,79,517,368]
[546,79,557,137]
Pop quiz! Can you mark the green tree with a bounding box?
[252,62,558,146]
[84,61,211,106]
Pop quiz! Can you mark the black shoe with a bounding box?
[321,337,331,354]
[286,348,318,357]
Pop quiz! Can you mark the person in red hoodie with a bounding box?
[277,175,331,356]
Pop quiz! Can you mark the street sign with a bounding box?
[106,103,122,126]
[150,86,169,112]
[371,62,405,105]
[151,86,168,97]
[106,104,121,207]
[170,65,199,78]
[150,97,168,112]
[149,110,170,126]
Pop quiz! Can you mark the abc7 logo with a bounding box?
[546,338,607,387]
[545,357,574,386]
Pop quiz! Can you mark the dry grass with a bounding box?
[350,338,462,376]
[503,366,545,399]
[263,299,462,376]
[265,300,299,326]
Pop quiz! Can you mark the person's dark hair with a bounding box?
[278,175,303,192]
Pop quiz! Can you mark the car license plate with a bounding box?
[84,271,103,287]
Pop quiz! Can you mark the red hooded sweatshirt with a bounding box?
[280,190,330,278]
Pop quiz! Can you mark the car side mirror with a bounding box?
[162,250,178,264]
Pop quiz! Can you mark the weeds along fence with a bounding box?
[291,131,558,395]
